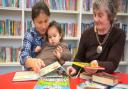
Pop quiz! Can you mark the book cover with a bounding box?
[92,72,119,86]
[77,81,108,89]
[34,77,70,89]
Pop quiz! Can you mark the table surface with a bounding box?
[0,72,128,89]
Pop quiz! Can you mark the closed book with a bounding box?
[80,72,92,80]
[77,81,108,89]
[111,84,128,89]
[92,72,119,86]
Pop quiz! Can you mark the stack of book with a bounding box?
[92,72,119,86]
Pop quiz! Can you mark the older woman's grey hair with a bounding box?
[93,0,119,23]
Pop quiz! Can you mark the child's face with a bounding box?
[48,26,62,45]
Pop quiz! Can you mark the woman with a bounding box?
[67,0,126,75]
[20,1,50,73]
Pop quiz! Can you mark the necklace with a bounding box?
[94,26,112,53]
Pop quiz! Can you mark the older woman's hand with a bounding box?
[25,58,45,73]
[84,68,98,75]
[84,60,98,75]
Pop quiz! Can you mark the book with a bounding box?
[13,61,61,81]
[12,71,40,81]
[77,81,108,89]
[84,66,105,70]
[34,77,70,89]
[80,72,92,80]
[92,72,119,86]
[111,84,128,89]
[72,61,105,71]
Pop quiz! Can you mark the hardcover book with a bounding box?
[92,72,119,86]
[80,72,92,80]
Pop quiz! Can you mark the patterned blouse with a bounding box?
[20,27,45,67]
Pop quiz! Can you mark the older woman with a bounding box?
[67,0,126,75]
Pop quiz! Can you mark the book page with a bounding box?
[13,71,39,81]
[39,61,61,76]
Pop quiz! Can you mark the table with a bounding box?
[112,72,128,84]
[0,72,128,89]
[0,72,36,89]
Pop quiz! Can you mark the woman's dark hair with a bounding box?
[46,21,64,42]
[32,1,50,21]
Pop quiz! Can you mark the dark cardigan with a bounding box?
[73,25,126,73]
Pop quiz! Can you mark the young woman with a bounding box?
[20,1,50,73]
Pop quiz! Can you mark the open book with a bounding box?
[13,61,61,81]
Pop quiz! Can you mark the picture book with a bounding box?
[34,77,70,89]
[13,61,61,81]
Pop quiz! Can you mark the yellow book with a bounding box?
[73,62,90,68]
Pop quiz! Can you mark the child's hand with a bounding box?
[54,46,63,59]
[35,46,41,53]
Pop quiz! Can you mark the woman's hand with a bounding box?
[54,46,63,59]
[66,66,77,75]
[84,60,98,75]
[25,58,45,73]
[84,68,98,75]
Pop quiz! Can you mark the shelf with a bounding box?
[64,37,80,40]
[50,10,79,14]
[82,11,93,15]
[0,7,22,11]
[82,11,128,16]
[0,36,22,39]
[119,61,128,66]
[0,62,21,66]
[24,8,79,14]
[117,13,128,16]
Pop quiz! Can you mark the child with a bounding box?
[35,21,72,66]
